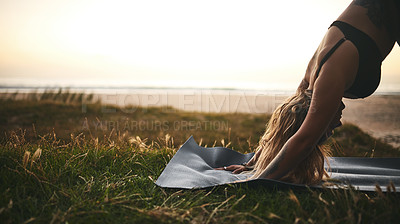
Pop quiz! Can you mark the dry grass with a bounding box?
[1,91,400,223]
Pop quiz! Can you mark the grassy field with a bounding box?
[1,91,400,223]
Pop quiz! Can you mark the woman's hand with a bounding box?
[214,165,246,174]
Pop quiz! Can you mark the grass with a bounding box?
[1,91,400,223]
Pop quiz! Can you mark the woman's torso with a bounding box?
[304,0,399,99]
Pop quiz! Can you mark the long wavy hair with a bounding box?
[250,89,331,185]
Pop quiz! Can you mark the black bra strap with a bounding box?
[315,37,347,78]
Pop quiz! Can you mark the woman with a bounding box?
[218,89,344,184]
[218,0,400,185]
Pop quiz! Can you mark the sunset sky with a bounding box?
[1,0,399,91]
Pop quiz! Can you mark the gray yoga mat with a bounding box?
[156,136,400,192]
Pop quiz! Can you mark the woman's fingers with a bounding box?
[226,165,244,171]
[215,165,235,170]
[215,165,246,173]
[225,165,238,170]
[232,168,244,174]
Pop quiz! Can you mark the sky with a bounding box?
[0,0,399,91]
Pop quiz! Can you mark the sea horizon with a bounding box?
[1,77,400,96]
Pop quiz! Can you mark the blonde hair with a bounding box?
[251,89,331,185]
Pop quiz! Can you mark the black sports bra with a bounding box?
[315,21,383,99]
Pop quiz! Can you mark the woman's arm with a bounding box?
[257,41,359,180]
